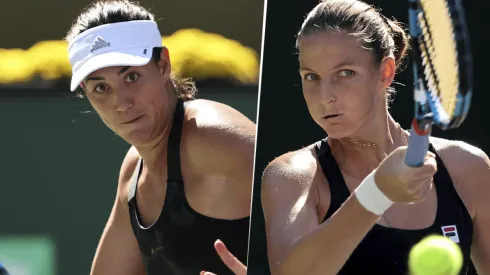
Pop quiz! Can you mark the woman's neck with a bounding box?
[330,113,408,169]
[135,83,179,179]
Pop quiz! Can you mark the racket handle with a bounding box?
[405,118,432,167]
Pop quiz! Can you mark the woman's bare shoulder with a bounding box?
[117,146,142,203]
[430,136,488,171]
[261,145,320,195]
[430,136,490,218]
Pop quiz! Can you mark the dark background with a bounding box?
[248,0,490,274]
[0,0,264,55]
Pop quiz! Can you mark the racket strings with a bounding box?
[417,16,448,121]
[418,0,459,118]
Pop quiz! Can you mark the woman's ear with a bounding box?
[157,47,171,80]
[379,56,395,90]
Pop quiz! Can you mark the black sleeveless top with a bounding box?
[315,138,476,275]
[127,99,250,275]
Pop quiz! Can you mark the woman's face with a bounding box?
[81,49,174,146]
[298,31,394,139]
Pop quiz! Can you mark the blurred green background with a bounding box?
[0,87,257,275]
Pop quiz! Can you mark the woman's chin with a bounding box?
[324,127,361,141]
[119,129,154,147]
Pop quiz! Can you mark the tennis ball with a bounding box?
[409,235,463,275]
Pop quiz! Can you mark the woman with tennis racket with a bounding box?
[261,0,490,274]
[65,1,252,274]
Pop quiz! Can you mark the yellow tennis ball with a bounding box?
[409,235,463,275]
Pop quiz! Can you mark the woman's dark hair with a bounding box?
[66,0,196,100]
[296,0,410,101]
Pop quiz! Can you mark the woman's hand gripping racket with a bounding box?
[405,0,473,167]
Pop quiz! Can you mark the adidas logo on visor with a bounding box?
[90,36,111,53]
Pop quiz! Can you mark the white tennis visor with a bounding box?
[68,20,163,91]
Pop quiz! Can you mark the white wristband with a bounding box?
[354,169,393,216]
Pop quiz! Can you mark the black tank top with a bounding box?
[315,138,476,275]
[127,99,250,275]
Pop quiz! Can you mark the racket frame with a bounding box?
[404,0,473,167]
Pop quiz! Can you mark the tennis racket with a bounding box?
[405,0,473,167]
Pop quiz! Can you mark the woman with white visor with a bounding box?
[66,1,254,274]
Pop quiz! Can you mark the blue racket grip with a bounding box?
[405,119,431,167]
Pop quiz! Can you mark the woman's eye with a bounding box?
[125,73,139,83]
[304,73,320,81]
[338,69,355,77]
[94,84,108,93]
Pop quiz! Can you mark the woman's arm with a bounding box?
[261,150,380,275]
[441,140,490,274]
